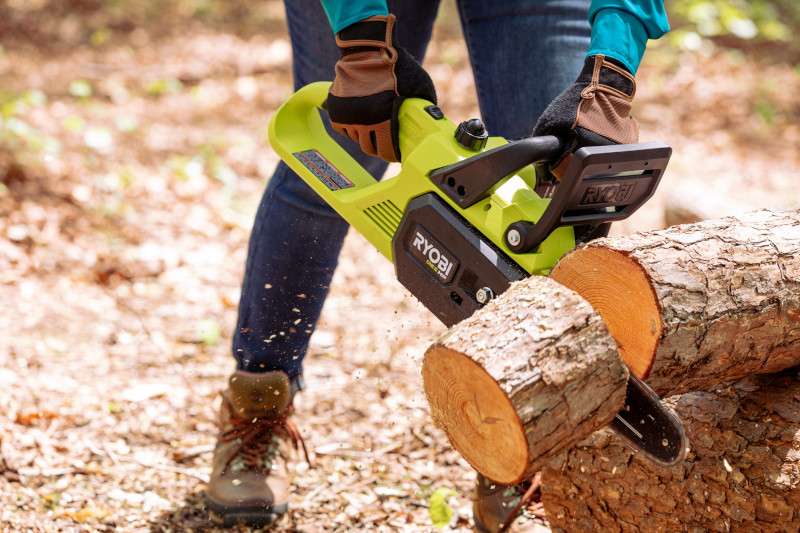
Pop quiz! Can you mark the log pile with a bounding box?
[422,207,800,526]
[543,371,800,533]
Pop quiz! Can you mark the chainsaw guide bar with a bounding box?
[610,375,688,467]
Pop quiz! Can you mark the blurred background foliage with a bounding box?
[0,0,798,167]
[666,0,799,60]
[0,0,282,45]
[0,0,796,56]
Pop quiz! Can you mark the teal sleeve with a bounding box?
[320,0,389,34]
[587,1,670,75]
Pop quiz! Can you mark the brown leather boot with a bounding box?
[205,370,307,527]
[473,472,546,533]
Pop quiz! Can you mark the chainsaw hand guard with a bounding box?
[504,141,671,253]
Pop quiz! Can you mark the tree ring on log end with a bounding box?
[422,345,529,485]
[550,247,661,379]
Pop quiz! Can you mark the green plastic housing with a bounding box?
[267,82,575,275]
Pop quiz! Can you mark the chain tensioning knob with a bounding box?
[455,119,488,151]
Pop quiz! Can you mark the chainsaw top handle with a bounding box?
[430,135,564,209]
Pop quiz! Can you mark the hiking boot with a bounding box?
[473,472,546,533]
[205,370,308,527]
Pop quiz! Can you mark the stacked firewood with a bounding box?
[423,208,800,531]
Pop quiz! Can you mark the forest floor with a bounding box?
[0,1,798,532]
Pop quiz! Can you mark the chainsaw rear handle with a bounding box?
[272,82,487,187]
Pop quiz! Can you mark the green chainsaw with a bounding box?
[268,81,686,467]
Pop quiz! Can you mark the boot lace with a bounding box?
[219,397,310,472]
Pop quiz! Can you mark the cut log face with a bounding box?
[422,276,628,485]
[551,208,800,397]
[423,346,530,483]
[547,246,661,379]
[542,370,800,533]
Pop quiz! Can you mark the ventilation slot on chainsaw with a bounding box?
[364,200,404,237]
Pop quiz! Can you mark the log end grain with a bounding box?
[550,246,661,380]
[422,276,628,485]
[423,345,529,485]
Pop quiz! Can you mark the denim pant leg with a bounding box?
[232,0,441,380]
[456,0,591,139]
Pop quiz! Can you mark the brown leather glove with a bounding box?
[326,14,437,162]
[533,54,639,181]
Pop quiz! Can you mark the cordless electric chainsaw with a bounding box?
[268,82,686,467]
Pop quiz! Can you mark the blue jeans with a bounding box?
[233,0,591,382]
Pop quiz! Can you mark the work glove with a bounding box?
[326,14,437,163]
[533,54,639,181]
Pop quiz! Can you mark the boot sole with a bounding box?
[204,494,288,528]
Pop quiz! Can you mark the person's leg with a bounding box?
[455,3,592,531]
[233,0,442,388]
[456,0,591,139]
[231,1,377,388]
[208,0,442,527]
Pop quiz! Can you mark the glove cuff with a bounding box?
[336,15,396,56]
[574,54,639,145]
[578,55,636,99]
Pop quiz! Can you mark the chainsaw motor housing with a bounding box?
[392,193,526,327]
[268,82,671,314]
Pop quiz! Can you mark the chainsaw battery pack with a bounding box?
[393,193,526,327]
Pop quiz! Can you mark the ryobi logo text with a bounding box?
[409,227,458,284]
[580,182,636,206]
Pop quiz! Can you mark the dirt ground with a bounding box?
[0,1,798,532]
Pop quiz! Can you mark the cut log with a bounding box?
[550,208,800,397]
[542,370,800,533]
[422,276,628,485]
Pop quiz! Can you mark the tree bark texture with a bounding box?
[550,208,800,397]
[542,370,800,533]
[422,276,629,485]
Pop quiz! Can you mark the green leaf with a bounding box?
[63,115,86,133]
[212,164,237,188]
[198,319,222,346]
[115,115,139,133]
[146,78,184,96]
[69,80,93,99]
[90,28,112,46]
[1,100,17,119]
[24,90,47,107]
[429,487,457,529]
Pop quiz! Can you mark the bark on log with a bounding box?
[542,370,800,533]
[550,208,800,397]
[422,276,629,485]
